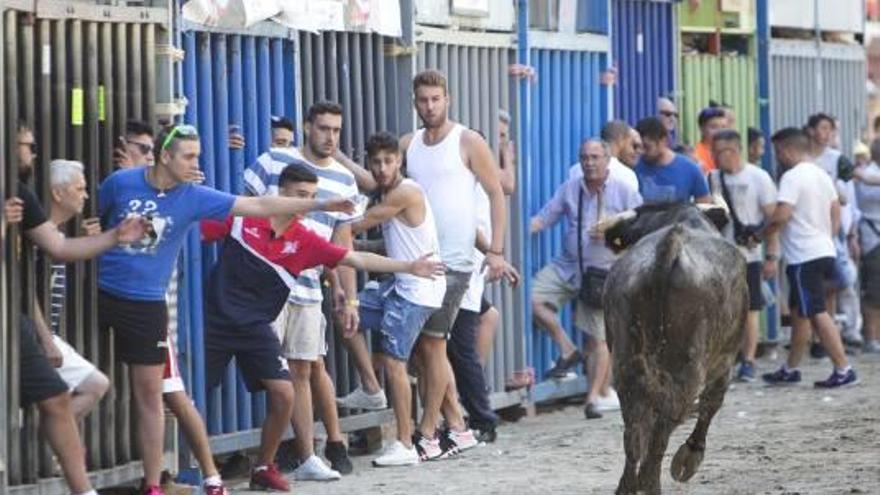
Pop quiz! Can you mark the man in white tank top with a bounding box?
[400,69,508,458]
[347,132,447,465]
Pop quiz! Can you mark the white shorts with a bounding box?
[273,302,327,362]
[162,336,186,394]
[53,335,98,390]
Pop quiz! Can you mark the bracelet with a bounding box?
[765,254,779,262]
[487,249,504,256]
[345,299,360,308]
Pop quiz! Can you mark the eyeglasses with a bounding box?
[659,110,679,118]
[18,141,37,153]
[161,124,199,151]
[127,140,154,155]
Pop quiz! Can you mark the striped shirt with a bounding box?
[243,147,362,305]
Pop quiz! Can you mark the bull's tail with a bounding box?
[652,223,685,288]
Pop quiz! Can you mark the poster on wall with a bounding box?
[452,0,489,17]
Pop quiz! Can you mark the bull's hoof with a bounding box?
[671,443,704,482]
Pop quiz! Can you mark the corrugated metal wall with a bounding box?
[2,3,173,492]
[612,0,676,125]
[414,29,528,403]
[769,40,866,157]
[680,54,757,146]
[179,28,297,442]
[527,41,608,384]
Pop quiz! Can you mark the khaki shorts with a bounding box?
[531,265,606,341]
[273,302,328,361]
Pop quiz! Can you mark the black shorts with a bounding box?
[205,322,290,392]
[746,262,766,311]
[861,246,880,307]
[20,316,69,406]
[479,296,493,316]
[786,257,835,318]
[99,290,168,365]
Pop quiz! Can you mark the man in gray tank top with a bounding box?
[400,69,509,459]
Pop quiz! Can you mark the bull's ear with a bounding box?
[701,207,730,232]
[605,218,636,253]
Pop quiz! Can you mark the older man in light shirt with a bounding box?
[532,138,643,419]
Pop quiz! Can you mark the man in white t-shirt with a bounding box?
[707,130,779,382]
[759,127,857,388]
[569,120,639,191]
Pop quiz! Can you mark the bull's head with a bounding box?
[596,203,729,253]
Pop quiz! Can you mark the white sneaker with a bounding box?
[446,428,478,452]
[293,455,342,481]
[336,386,387,410]
[594,389,621,412]
[373,441,420,467]
[864,340,880,354]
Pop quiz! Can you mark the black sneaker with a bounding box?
[584,402,603,420]
[324,441,353,475]
[412,431,442,461]
[545,350,585,379]
[474,426,497,444]
[810,342,827,359]
[437,429,460,459]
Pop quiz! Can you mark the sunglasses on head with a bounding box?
[19,141,37,153]
[127,140,154,155]
[161,124,199,150]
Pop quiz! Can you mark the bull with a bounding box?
[599,203,748,495]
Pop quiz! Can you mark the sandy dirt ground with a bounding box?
[228,352,880,495]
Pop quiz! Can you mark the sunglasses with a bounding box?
[18,141,37,153]
[660,110,679,118]
[161,124,199,151]
[127,140,154,155]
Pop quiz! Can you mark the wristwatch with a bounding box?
[765,254,779,262]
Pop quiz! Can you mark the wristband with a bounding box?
[487,249,504,256]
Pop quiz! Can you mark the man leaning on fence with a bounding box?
[529,138,643,419]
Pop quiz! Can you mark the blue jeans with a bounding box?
[359,281,437,361]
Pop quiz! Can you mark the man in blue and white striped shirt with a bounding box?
[243,102,364,479]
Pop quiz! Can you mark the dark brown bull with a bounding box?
[602,203,748,494]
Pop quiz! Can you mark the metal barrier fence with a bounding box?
[612,0,677,126]
[525,33,610,399]
[769,39,867,158]
[415,26,529,409]
[1,1,174,493]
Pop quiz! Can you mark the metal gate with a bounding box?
[612,0,676,124]
[770,39,867,157]
[2,1,173,492]
[526,34,609,399]
[414,26,528,408]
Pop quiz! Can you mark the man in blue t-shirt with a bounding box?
[96,124,354,495]
[633,117,711,205]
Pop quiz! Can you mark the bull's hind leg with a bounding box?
[671,373,730,482]
[615,421,641,495]
[636,416,675,495]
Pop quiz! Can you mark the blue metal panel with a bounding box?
[577,0,610,34]
[528,43,608,381]
[612,0,676,124]
[180,29,298,446]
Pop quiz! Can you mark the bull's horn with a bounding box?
[697,195,729,214]
[591,209,637,234]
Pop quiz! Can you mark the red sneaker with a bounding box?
[203,482,228,495]
[250,463,290,492]
[143,485,164,495]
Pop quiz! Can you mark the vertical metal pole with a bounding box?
[144,23,157,127]
[100,22,115,178]
[516,0,532,388]
[813,0,822,111]
[0,3,9,492]
[130,23,143,120]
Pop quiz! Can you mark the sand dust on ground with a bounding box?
[229,352,880,495]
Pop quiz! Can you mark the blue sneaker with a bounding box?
[736,361,756,382]
[762,367,801,386]
[813,368,859,388]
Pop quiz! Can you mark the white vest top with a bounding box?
[382,179,447,308]
[406,123,477,273]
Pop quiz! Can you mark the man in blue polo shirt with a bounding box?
[97,124,354,495]
[634,117,711,205]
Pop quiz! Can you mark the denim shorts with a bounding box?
[359,280,438,361]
